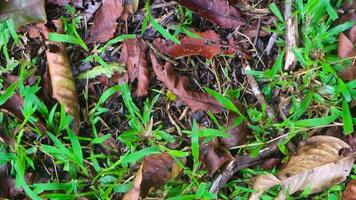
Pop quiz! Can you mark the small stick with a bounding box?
[243,62,277,123]
[266,33,278,55]
[210,143,280,193]
[284,0,298,71]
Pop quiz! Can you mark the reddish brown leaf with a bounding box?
[85,0,123,43]
[154,30,223,59]
[200,139,233,176]
[123,153,181,200]
[1,92,24,119]
[220,115,249,148]
[172,0,244,28]
[343,180,356,200]
[338,33,356,81]
[119,38,149,97]
[149,51,223,113]
[261,158,280,170]
[46,20,80,119]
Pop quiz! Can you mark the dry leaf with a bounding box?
[153,30,238,59]
[200,139,233,176]
[123,153,181,200]
[220,111,249,148]
[249,136,356,200]
[338,32,356,81]
[171,0,244,28]
[46,20,80,119]
[119,38,149,97]
[343,180,356,200]
[85,0,123,43]
[1,92,24,119]
[149,50,223,113]
[0,0,46,28]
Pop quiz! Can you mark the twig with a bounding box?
[266,33,278,55]
[243,62,277,123]
[210,143,280,193]
[284,0,298,71]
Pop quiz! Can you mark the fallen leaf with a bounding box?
[122,0,139,20]
[171,0,244,28]
[343,180,356,200]
[0,0,47,28]
[149,50,223,113]
[78,62,126,80]
[85,0,123,43]
[154,30,228,59]
[119,38,150,97]
[46,20,80,119]
[249,136,356,200]
[200,139,233,176]
[338,33,356,81]
[1,92,24,119]
[123,153,182,200]
[20,22,49,39]
[220,112,249,148]
[47,0,83,7]
[261,158,280,170]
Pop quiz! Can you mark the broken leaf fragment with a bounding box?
[343,180,356,200]
[149,51,222,113]
[46,21,80,119]
[249,136,356,200]
[119,38,150,97]
[78,62,126,80]
[153,30,237,59]
[123,153,182,200]
[0,0,47,28]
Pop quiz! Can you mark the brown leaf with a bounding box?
[261,158,280,170]
[250,136,356,200]
[338,33,356,81]
[153,30,223,59]
[85,0,123,43]
[122,0,139,20]
[343,180,356,200]
[119,38,149,97]
[20,22,49,39]
[123,153,181,200]
[46,20,80,119]
[171,0,244,28]
[1,92,24,119]
[149,51,223,113]
[0,0,47,28]
[220,112,249,148]
[200,139,233,176]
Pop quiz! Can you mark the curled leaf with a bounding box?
[200,139,233,176]
[46,20,80,119]
[123,153,181,200]
[0,0,47,28]
[119,38,149,97]
[85,0,123,43]
[149,51,222,113]
[171,0,244,28]
[343,180,356,200]
[250,136,356,200]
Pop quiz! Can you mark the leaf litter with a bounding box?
[0,0,356,199]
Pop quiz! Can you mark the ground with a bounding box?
[0,0,356,199]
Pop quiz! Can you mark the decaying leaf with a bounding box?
[119,38,150,97]
[46,20,80,119]
[153,30,236,59]
[78,62,126,80]
[200,139,233,176]
[123,153,182,200]
[220,112,249,148]
[249,136,356,200]
[122,0,139,20]
[0,0,46,28]
[171,0,244,28]
[1,92,24,119]
[85,0,123,43]
[149,51,223,113]
[343,180,356,200]
[338,32,356,81]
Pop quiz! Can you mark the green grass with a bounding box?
[0,0,355,199]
